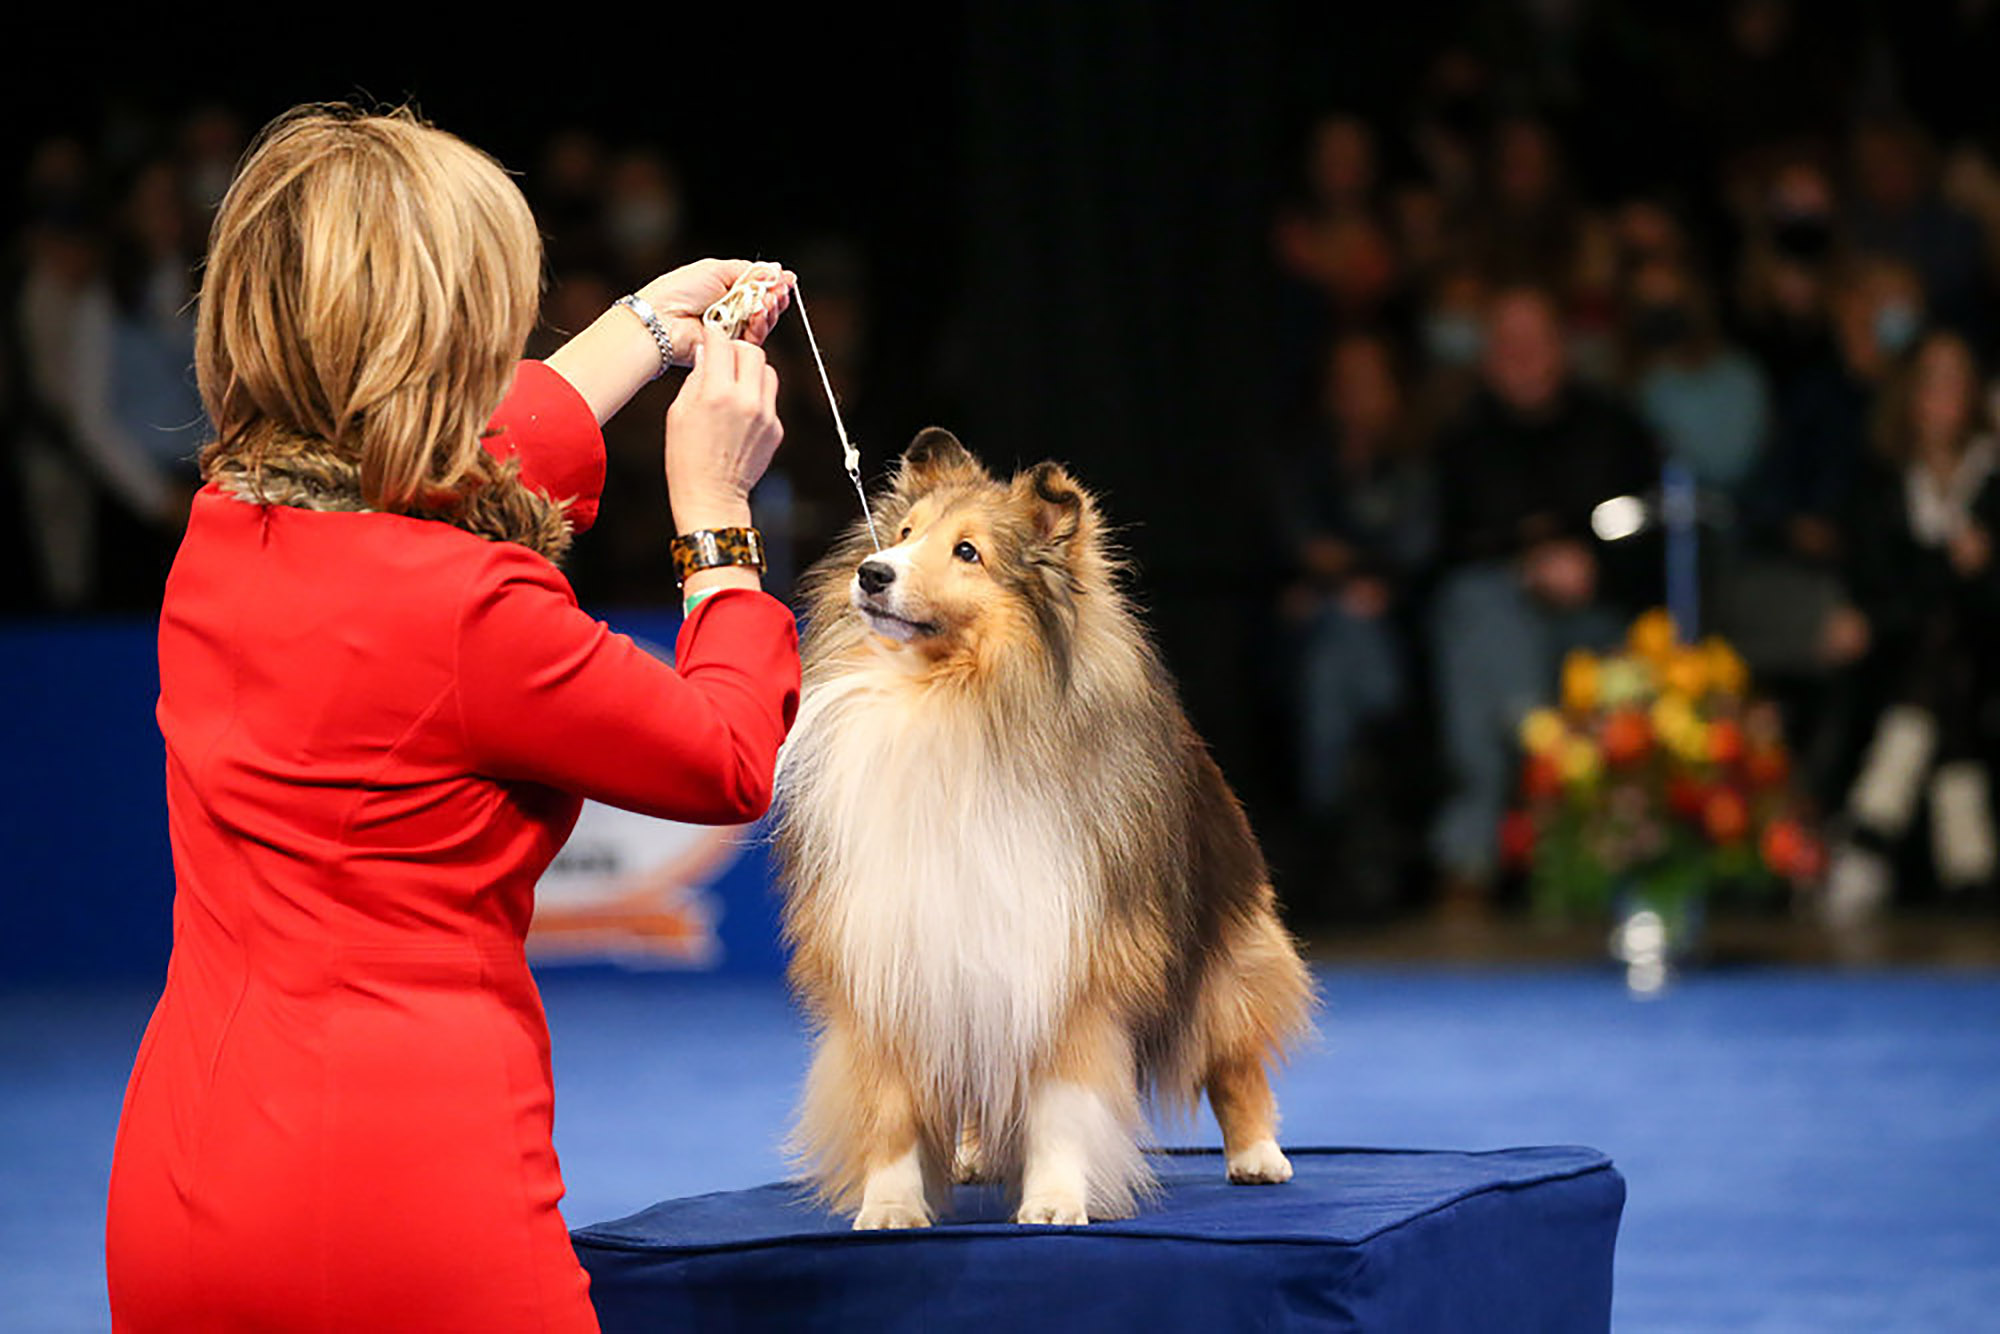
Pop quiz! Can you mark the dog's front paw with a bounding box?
[853,1199,932,1230]
[1227,1138,1294,1184]
[1015,1194,1089,1226]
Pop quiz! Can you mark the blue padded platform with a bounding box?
[573,1146,1625,1332]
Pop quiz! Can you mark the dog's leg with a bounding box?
[1195,901,1311,1185]
[851,1067,935,1230]
[1016,1011,1146,1225]
[1206,1053,1293,1184]
[797,1017,938,1228]
[855,1143,933,1230]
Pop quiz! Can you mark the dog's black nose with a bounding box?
[856,560,896,595]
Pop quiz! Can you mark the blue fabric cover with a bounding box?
[573,1146,1624,1332]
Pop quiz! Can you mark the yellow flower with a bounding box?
[1703,636,1749,696]
[1561,650,1601,714]
[1628,608,1679,663]
[1599,655,1655,709]
[1519,708,1568,756]
[1650,692,1710,762]
[1559,734,1603,785]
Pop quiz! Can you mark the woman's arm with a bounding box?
[459,318,796,818]
[455,549,799,822]
[542,259,794,424]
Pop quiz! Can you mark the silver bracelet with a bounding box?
[615,293,676,380]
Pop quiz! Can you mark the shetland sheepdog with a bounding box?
[773,428,1315,1229]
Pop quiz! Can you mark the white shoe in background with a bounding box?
[1849,705,1938,837]
[1930,762,1997,890]
[1822,844,1893,929]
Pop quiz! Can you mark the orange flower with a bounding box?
[1523,753,1563,800]
[1708,718,1745,767]
[1662,646,1710,699]
[1628,608,1679,662]
[1561,650,1601,715]
[1761,817,1823,880]
[1702,787,1750,843]
[1602,709,1653,767]
[1703,636,1750,696]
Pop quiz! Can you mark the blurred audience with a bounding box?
[1623,255,1771,504]
[1278,334,1434,811]
[1827,330,2000,920]
[1848,116,1990,341]
[9,147,206,609]
[1423,287,1659,899]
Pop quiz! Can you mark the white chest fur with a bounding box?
[779,666,1097,1120]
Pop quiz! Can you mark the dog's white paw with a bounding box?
[853,1200,932,1230]
[1015,1194,1089,1226]
[1227,1138,1293,1184]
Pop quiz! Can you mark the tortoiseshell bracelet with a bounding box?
[669,526,767,587]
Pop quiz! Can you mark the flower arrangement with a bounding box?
[1502,609,1824,929]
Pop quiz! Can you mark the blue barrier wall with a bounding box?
[2,618,175,987]
[0,612,789,987]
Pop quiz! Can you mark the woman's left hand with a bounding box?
[638,260,795,364]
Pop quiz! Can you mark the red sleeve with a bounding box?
[454,546,800,823]
[483,361,606,534]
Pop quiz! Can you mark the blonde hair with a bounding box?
[196,104,541,512]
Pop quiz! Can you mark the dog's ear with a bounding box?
[1016,461,1096,553]
[894,427,988,493]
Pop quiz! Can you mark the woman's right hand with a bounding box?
[664,324,784,536]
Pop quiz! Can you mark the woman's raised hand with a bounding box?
[640,259,795,365]
[664,323,784,538]
[543,259,792,427]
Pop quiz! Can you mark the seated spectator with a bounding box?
[1624,256,1772,503]
[1848,116,1991,343]
[1735,154,1845,395]
[1411,261,1490,430]
[1272,113,1406,405]
[1566,211,1625,386]
[1427,286,1660,902]
[10,136,99,610]
[64,158,207,608]
[1279,333,1435,820]
[1721,256,1917,705]
[1473,116,1582,289]
[1827,329,2000,919]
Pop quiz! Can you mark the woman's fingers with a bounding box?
[695,323,729,385]
[727,337,765,396]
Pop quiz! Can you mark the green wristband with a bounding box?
[683,587,723,617]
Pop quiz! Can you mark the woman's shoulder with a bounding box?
[175,485,579,624]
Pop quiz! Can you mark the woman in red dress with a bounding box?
[105,106,800,1331]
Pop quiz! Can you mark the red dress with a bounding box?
[105,362,800,1332]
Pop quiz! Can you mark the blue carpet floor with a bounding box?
[3,966,1996,1331]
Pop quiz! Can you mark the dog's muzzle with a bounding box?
[856,559,896,595]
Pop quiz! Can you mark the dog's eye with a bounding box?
[900,525,912,541]
[953,540,981,564]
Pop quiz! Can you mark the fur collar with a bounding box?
[210,429,572,564]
